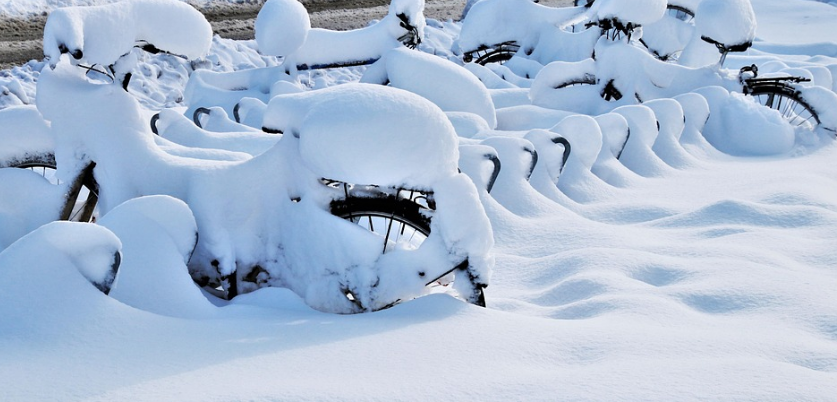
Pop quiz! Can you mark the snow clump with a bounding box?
[694,0,756,48]
[255,0,310,57]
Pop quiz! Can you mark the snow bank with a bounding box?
[255,0,310,57]
[263,84,459,188]
[43,0,213,67]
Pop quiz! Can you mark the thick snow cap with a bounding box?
[255,0,310,56]
[43,0,212,67]
[263,84,459,188]
[695,0,756,48]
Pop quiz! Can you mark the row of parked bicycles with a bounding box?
[1,0,835,313]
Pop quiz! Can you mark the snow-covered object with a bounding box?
[0,106,53,165]
[430,173,494,285]
[523,129,568,186]
[255,0,310,57]
[464,63,517,90]
[263,84,459,188]
[480,136,551,215]
[36,64,491,314]
[282,0,426,71]
[592,0,667,26]
[641,7,695,60]
[43,0,213,67]
[591,112,637,187]
[530,58,596,105]
[793,84,837,135]
[529,59,617,115]
[457,0,585,54]
[458,144,501,192]
[694,0,755,48]
[447,111,491,138]
[99,196,217,318]
[0,169,65,251]
[669,0,703,11]
[612,104,671,177]
[183,66,291,119]
[366,48,497,128]
[154,109,280,157]
[496,105,573,131]
[0,221,122,294]
[195,106,262,134]
[673,91,714,153]
[550,115,614,203]
[695,87,794,156]
[234,97,268,129]
[645,98,694,168]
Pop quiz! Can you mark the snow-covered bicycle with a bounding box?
[0,0,491,313]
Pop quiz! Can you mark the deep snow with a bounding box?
[1,0,837,401]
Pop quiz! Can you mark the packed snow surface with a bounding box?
[2,0,837,401]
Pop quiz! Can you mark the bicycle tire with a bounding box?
[2,153,99,222]
[746,82,821,130]
[330,191,486,310]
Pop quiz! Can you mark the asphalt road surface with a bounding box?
[0,0,571,70]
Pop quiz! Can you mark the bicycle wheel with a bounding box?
[747,83,820,130]
[464,42,521,66]
[330,188,486,310]
[2,153,99,222]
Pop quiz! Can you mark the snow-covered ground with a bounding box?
[1,0,837,400]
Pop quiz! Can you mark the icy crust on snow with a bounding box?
[254,0,310,57]
[43,0,213,68]
[263,83,460,188]
[591,0,667,25]
[281,0,427,71]
[694,0,756,47]
[365,47,497,128]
